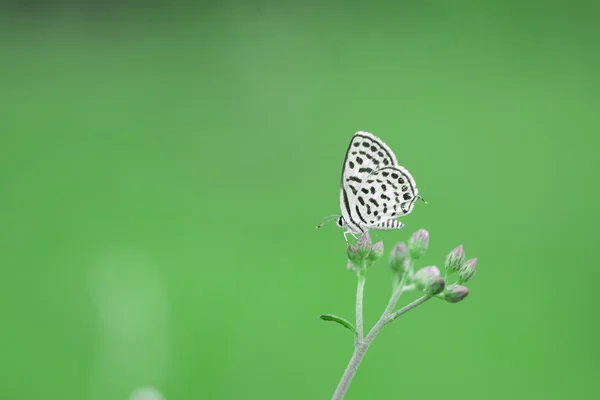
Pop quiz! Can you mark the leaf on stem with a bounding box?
[319,314,357,335]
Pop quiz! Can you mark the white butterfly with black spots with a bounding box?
[336,131,422,241]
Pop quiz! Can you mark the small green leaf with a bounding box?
[319,314,357,335]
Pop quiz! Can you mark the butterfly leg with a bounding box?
[343,231,359,242]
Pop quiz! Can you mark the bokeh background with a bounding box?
[1,1,599,399]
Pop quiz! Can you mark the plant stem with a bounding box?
[332,270,429,399]
[386,295,431,325]
[383,268,410,316]
[331,326,377,400]
[355,274,366,345]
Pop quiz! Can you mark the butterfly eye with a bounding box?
[337,217,345,227]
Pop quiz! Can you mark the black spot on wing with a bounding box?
[370,187,375,194]
[361,188,369,194]
[358,150,374,160]
[403,193,412,200]
[356,157,363,165]
[349,161,355,169]
[358,197,365,206]
[358,168,373,173]
[369,198,379,207]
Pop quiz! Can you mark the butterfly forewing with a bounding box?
[339,131,419,234]
[341,132,396,200]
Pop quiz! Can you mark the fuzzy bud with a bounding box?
[458,258,477,283]
[356,232,372,254]
[389,242,409,273]
[408,229,429,259]
[440,284,469,303]
[445,245,465,273]
[347,244,360,266]
[366,241,384,264]
[413,266,445,296]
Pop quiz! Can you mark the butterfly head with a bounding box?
[316,215,343,229]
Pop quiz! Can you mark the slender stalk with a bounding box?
[386,295,430,325]
[355,274,366,345]
[383,268,410,316]
[331,337,371,400]
[332,269,429,400]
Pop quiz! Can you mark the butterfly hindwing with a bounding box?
[354,166,419,228]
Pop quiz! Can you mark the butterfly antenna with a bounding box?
[418,195,428,205]
[316,215,339,229]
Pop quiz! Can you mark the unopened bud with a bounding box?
[389,243,409,273]
[458,258,477,283]
[413,266,445,296]
[408,229,429,259]
[356,231,372,254]
[440,284,469,303]
[445,245,465,273]
[347,244,360,265]
[366,241,384,264]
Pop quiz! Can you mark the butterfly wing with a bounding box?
[353,166,419,228]
[340,132,400,232]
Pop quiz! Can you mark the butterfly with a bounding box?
[318,131,423,241]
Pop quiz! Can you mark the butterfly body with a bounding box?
[338,131,420,240]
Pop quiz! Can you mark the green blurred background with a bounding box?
[1,1,599,399]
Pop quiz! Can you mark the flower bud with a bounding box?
[445,245,465,273]
[408,229,429,259]
[440,284,469,303]
[356,231,372,254]
[458,258,477,283]
[347,244,360,265]
[366,241,384,264]
[413,266,445,296]
[389,242,409,273]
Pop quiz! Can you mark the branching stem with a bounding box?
[332,262,430,400]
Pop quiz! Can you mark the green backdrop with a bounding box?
[1,1,599,399]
